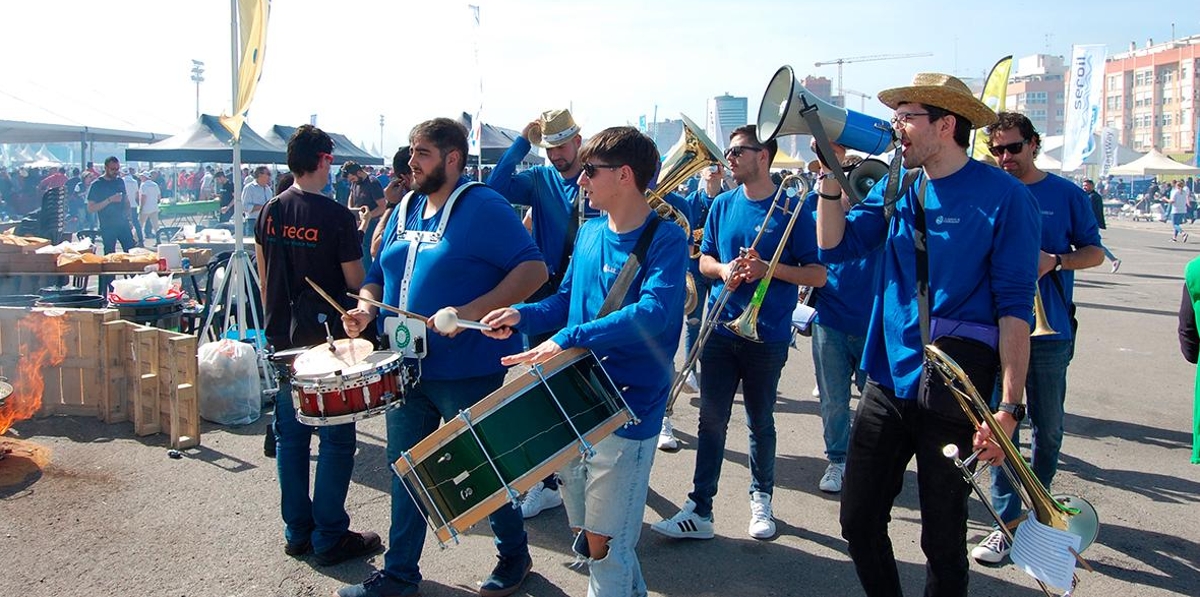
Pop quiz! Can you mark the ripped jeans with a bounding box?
[559,434,657,597]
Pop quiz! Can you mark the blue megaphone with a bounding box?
[756,65,895,155]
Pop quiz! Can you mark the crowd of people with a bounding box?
[238,67,1128,597]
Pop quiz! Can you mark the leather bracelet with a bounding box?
[818,191,842,200]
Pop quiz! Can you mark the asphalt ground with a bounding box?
[2,218,1198,597]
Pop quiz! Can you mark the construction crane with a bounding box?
[841,88,874,112]
[815,52,933,100]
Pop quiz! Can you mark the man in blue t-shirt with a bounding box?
[971,112,1104,565]
[482,126,687,597]
[652,125,826,542]
[339,118,547,597]
[816,74,1041,597]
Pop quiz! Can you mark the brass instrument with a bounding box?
[1032,286,1056,337]
[646,113,729,318]
[666,174,807,413]
[924,344,1098,596]
[724,173,811,342]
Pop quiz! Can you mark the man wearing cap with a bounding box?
[815,74,1041,596]
[344,160,386,270]
[486,108,588,518]
[971,112,1103,565]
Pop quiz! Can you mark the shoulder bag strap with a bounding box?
[911,175,932,345]
[597,217,662,318]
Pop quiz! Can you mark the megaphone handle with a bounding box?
[804,108,862,204]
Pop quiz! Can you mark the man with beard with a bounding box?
[652,125,825,541]
[816,74,1041,597]
[486,108,590,518]
[88,156,135,295]
[971,111,1103,565]
[338,118,546,597]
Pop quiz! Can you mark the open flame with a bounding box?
[0,312,68,435]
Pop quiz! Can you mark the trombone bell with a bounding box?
[724,304,761,342]
[1032,286,1056,337]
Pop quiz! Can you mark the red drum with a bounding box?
[291,339,409,426]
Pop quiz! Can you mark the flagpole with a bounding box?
[229,0,246,335]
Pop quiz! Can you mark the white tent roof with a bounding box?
[1039,133,1142,171]
[1108,148,1200,176]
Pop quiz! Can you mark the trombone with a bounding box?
[666,174,810,414]
[924,344,1098,596]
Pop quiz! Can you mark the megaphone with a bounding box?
[757,65,895,156]
[847,158,889,199]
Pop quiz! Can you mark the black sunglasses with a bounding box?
[581,163,623,178]
[988,139,1028,157]
[724,145,765,159]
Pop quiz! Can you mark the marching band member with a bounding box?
[652,125,825,541]
[253,125,379,568]
[816,74,1040,597]
[973,111,1103,564]
[339,118,547,597]
[482,126,687,597]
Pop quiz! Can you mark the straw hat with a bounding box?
[528,109,581,148]
[877,73,997,130]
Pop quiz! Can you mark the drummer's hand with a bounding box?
[428,307,467,338]
[342,308,374,339]
[973,410,1018,466]
[480,307,520,340]
[500,339,562,367]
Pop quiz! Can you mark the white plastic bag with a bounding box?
[197,339,262,425]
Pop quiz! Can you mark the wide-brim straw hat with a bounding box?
[529,109,581,148]
[877,73,997,130]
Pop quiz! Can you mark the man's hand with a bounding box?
[1038,251,1057,278]
[384,179,406,204]
[701,164,724,197]
[972,410,1019,466]
[480,307,520,340]
[341,308,374,339]
[809,138,847,171]
[522,120,542,142]
[500,339,563,367]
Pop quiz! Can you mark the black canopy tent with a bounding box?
[124,114,286,164]
[263,125,379,166]
[471,121,544,165]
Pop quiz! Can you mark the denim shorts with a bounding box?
[559,434,656,538]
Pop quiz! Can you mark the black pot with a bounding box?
[39,285,86,297]
[0,294,43,307]
[35,294,107,309]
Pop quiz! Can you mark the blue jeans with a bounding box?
[382,373,528,586]
[1173,213,1186,236]
[811,323,867,464]
[1100,242,1118,262]
[688,332,789,518]
[560,435,657,597]
[989,339,1073,525]
[273,376,358,553]
[840,381,976,597]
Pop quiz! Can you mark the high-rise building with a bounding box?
[706,93,748,145]
[1102,35,1200,154]
[1007,54,1068,136]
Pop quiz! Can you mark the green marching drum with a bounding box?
[391,348,635,546]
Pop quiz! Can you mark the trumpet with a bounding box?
[924,344,1098,596]
[666,174,809,413]
[1032,286,1056,337]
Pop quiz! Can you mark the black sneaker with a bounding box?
[284,537,310,557]
[337,571,421,597]
[478,553,532,597]
[314,530,383,567]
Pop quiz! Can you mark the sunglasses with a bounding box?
[581,163,623,178]
[988,140,1028,157]
[724,145,764,159]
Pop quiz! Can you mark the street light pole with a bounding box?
[379,114,385,168]
[190,60,205,120]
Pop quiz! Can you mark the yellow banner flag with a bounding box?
[971,55,1013,163]
[220,0,270,140]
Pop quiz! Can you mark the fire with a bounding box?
[0,312,68,435]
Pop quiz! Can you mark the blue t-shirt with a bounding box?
[808,194,880,338]
[819,159,1042,399]
[516,212,688,440]
[700,185,821,344]
[488,137,600,279]
[366,177,544,380]
[1028,173,1102,342]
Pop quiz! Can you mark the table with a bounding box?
[0,266,208,304]
[159,200,220,226]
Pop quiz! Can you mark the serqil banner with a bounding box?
[1062,44,1107,172]
[1099,126,1119,177]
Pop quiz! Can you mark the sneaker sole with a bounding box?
[521,498,563,519]
[650,523,714,540]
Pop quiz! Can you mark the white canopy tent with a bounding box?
[1108,148,1200,176]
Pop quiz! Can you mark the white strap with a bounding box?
[395,182,483,310]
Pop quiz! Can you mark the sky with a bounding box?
[2,0,1198,160]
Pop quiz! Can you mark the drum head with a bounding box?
[293,338,374,377]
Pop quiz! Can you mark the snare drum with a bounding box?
[291,338,409,426]
[391,348,633,545]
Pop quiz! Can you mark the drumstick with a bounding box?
[348,293,427,320]
[304,276,350,317]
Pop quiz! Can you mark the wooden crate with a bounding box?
[0,306,200,449]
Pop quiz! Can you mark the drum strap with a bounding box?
[597,216,662,318]
[394,182,484,310]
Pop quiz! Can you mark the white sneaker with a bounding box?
[811,385,821,398]
[971,530,1012,564]
[818,462,845,493]
[657,417,680,451]
[1111,259,1121,273]
[682,370,700,394]
[651,500,714,540]
[518,481,563,519]
[748,491,776,539]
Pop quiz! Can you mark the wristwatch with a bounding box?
[997,402,1026,422]
[1053,254,1063,272]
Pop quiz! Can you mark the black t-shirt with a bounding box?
[87,176,129,230]
[351,176,385,221]
[255,186,363,349]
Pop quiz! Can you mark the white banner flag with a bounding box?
[1062,44,1107,172]
[1099,126,1119,177]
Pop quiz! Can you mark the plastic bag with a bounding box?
[197,339,262,425]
